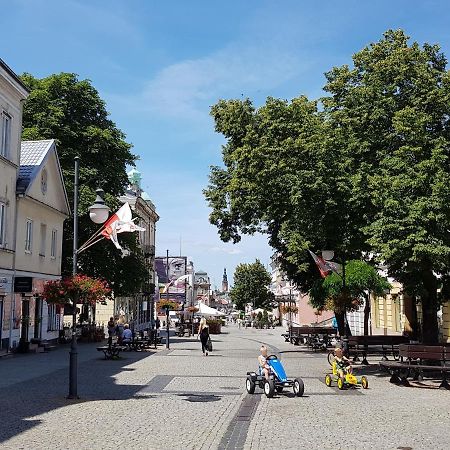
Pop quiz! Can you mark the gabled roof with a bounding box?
[17,139,70,213]
[17,140,55,193]
[0,58,30,97]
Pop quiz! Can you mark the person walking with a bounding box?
[107,317,115,346]
[198,317,210,356]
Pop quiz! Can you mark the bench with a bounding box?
[284,326,336,349]
[97,345,127,359]
[379,344,450,389]
[347,335,409,365]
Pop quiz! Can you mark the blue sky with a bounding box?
[2,0,450,287]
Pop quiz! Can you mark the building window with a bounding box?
[0,112,11,158]
[0,202,5,247]
[47,304,58,331]
[25,219,33,253]
[51,229,57,258]
[39,223,47,256]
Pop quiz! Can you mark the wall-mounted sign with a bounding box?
[14,277,33,293]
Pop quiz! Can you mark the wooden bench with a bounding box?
[380,344,450,389]
[97,345,126,359]
[347,335,409,365]
[284,326,336,349]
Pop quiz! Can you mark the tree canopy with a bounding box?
[205,30,450,343]
[21,73,148,295]
[230,260,274,311]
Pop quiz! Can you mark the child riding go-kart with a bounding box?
[246,354,304,398]
[325,347,369,390]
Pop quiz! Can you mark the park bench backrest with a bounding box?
[348,335,409,346]
[290,326,335,335]
[399,344,444,361]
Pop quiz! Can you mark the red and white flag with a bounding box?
[308,250,341,278]
[101,203,145,250]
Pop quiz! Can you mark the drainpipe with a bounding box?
[8,191,22,353]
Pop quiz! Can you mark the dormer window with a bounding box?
[41,168,48,194]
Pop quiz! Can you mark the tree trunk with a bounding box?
[363,292,370,337]
[334,311,347,336]
[420,270,439,344]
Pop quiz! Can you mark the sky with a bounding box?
[2,0,450,288]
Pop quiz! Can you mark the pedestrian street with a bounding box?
[0,325,449,450]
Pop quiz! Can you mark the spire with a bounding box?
[222,268,228,292]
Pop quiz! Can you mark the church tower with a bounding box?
[222,268,228,292]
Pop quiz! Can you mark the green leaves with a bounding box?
[230,260,274,311]
[21,72,147,295]
[206,29,450,342]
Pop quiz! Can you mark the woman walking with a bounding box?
[198,317,210,356]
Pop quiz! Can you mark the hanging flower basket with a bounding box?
[42,274,111,306]
[186,306,199,313]
[156,300,179,312]
[280,304,298,315]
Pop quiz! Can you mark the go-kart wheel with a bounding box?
[337,377,345,390]
[264,379,275,398]
[293,378,304,397]
[361,376,369,389]
[325,374,332,387]
[246,377,255,394]
[327,351,334,366]
[276,386,284,393]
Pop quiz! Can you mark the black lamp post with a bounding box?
[68,157,110,399]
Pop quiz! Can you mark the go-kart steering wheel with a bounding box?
[267,355,278,360]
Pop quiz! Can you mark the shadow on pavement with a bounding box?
[0,350,155,444]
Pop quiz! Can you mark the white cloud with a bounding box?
[210,246,243,255]
[116,40,311,122]
[145,49,291,117]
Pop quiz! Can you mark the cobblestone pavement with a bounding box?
[0,326,449,449]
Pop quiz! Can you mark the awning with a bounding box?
[195,302,225,317]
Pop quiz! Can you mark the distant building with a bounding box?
[194,270,211,305]
[222,268,228,293]
[269,253,333,327]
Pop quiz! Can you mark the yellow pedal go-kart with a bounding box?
[325,361,369,390]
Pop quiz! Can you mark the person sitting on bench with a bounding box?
[122,324,132,343]
[258,345,271,380]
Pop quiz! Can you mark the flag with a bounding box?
[308,250,333,278]
[101,203,146,250]
[162,275,190,293]
[173,274,191,288]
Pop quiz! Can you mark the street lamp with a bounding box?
[68,157,110,399]
[88,188,110,224]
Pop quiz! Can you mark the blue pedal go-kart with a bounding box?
[246,354,305,398]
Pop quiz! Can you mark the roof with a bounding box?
[17,140,55,193]
[17,139,70,214]
[0,58,30,95]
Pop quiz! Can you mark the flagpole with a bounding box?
[77,235,105,254]
[166,249,170,349]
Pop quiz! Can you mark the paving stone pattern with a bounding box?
[0,326,449,449]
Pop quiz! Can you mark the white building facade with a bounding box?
[0,59,29,351]
[12,139,70,350]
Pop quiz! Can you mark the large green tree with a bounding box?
[230,260,274,311]
[205,96,366,329]
[205,30,450,343]
[323,30,450,343]
[21,73,148,295]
